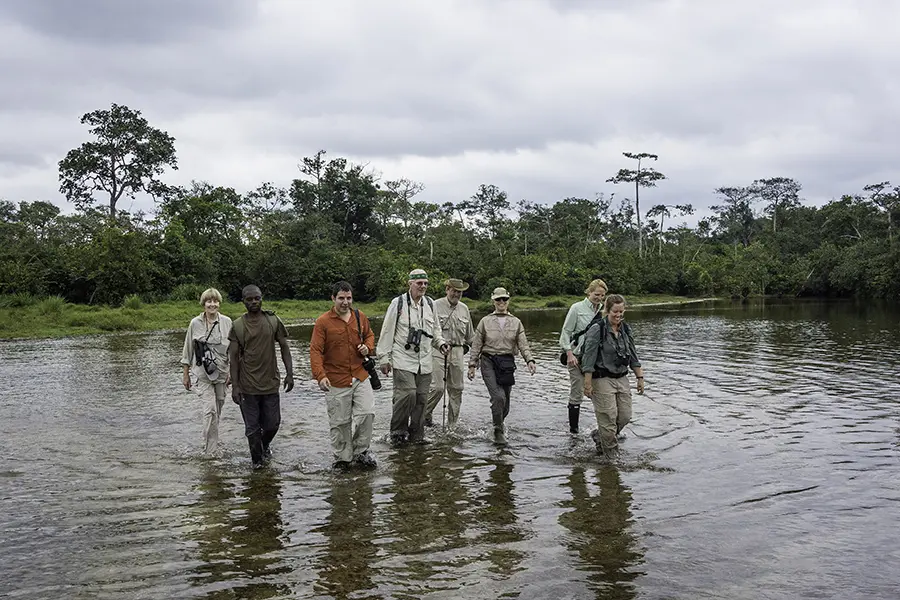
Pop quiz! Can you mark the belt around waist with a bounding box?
[595,368,628,379]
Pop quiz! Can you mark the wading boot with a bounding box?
[493,426,507,446]
[567,403,580,434]
[353,450,377,469]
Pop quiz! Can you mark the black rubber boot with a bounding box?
[567,403,580,434]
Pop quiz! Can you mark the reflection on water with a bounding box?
[188,468,291,599]
[559,466,641,599]
[1,299,899,599]
[474,460,528,578]
[314,474,378,598]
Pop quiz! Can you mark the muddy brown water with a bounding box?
[1,299,898,599]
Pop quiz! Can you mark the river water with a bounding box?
[1,299,898,599]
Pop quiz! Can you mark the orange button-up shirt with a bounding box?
[310,308,376,388]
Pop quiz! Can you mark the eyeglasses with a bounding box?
[414,281,429,286]
[494,298,509,302]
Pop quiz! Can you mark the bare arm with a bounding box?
[276,320,294,392]
[228,338,241,404]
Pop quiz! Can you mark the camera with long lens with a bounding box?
[404,328,433,352]
[362,356,382,390]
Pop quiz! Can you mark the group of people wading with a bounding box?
[181,270,644,471]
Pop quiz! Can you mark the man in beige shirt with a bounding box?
[425,278,475,429]
[376,269,449,445]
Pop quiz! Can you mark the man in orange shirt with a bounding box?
[310,281,378,471]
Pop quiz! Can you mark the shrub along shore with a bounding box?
[0,293,705,340]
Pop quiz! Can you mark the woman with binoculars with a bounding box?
[579,294,644,458]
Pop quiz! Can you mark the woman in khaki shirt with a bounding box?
[468,287,537,446]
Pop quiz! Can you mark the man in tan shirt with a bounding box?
[425,278,475,429]
[310,281,377,471]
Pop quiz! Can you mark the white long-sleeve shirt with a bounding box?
[376,293,445,374]
[559,298,602,354]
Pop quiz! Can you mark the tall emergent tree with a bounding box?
[751,177,801,233]
[646,202,694,256]
[58,103,178,218]
[607,152,666,257]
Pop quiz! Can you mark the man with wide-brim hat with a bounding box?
[424,278,475,429]
[376,268,449,445]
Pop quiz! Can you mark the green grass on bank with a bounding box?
[0,293,705,340]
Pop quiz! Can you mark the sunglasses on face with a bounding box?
[494,298,509,302]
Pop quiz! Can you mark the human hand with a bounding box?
[318,377,331,392]
[225,374,231,387]
[636,377,645,395]
[566,352,579,367]
[440,344,450,356]
[357,344,369,356]
[527,361,536,375]
[283,375,294,393]
[381,363,392,376]
[583,382,592,398]
[182,373,191,390]
[467,366,476,381]
[231,388,242,405]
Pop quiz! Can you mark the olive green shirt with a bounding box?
[228,313,289,394]
[580,317,641,376]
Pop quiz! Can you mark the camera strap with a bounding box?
[354,309,364,343]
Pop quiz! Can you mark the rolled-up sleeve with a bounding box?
[376,298,398,367]
[580,323,602,374]
[559,304,578,351]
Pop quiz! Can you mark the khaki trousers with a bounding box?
[590,376,632,455]
[391,369,432,442]
[567,363,585,405]
[194,380,226,455]
[425,347,465,426]
[326,378,376,463]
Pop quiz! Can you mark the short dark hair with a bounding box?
[242,284,262,299]
[331,281,353,297]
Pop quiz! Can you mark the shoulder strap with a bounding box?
[355,308,363,342]
[232,315,246,352]
[426,296,434,309]
[265,311,279,334]
[572,312,605,346]
[394,295,404,329]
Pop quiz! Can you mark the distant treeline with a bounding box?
[1,105,898,305]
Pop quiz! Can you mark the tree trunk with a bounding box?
[635,180,642,258]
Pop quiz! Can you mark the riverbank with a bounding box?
[0,294,714,340]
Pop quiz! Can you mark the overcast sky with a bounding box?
[1,0,898,226]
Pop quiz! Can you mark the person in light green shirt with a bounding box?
[558,279,607,434]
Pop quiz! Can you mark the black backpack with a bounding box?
[559,315,631,366]
[394,293,434,329]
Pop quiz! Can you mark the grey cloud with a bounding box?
[0,0,255,44]
[1,0,899,219]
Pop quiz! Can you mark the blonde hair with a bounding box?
[199,288,222,306]
[585,279,608,295]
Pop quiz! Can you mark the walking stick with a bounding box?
[442,352,449,429]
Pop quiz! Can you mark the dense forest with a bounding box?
[2,104,899,305]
